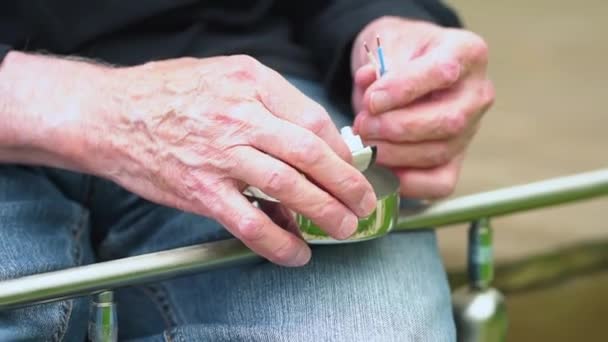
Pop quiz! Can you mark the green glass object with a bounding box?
[88,291,117,342]
[298,166,400,244]
[452,218,507,342]
[469,218,493,289]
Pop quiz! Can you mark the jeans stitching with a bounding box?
[163,330,174,342]
[52,208,88,342]
[163,326,185,342]
[52,301,73,342]
[138,284,181,328]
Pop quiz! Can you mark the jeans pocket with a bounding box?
[0,200,92,341]
[0,199,91,278]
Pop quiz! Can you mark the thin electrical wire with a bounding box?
[364,41,380,79]
[376,35,387,76]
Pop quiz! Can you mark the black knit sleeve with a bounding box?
[0,44,11,64]
[285,0,462,107]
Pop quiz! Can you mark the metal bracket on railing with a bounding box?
[452,218,508,342]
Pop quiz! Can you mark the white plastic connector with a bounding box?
[340,126,364,153]
[340,126,375,173]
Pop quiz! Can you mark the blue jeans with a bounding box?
[0,76,455,341]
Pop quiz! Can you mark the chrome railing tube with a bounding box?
[0,169,607,310]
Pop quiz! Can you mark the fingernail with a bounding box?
[371,91,392,113]
[290,246,311,267]
[338,214,358,239]
[363,117,380,138]
[360,191,377,216]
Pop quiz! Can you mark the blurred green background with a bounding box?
[438,1,608,341]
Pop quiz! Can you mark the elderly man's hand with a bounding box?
[351,17,495,199]
[25,55,376,266]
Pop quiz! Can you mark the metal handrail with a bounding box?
[396,168,608,230]
[0,169,607,310]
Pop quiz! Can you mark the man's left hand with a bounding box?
[351,17,495,199]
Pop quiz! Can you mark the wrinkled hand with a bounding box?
[86,56,376,266]
[351,17,495,199]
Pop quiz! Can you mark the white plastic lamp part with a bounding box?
[340,126,375,172]
[340,126,364,152]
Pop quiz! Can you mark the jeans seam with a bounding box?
[138,284,181,329]
[163,326,186,342]
[52,301,74,342]
[52,208,88,342]
[163,330,173,342]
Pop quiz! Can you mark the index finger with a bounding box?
[363,35,486,114]
[257,70,353,164]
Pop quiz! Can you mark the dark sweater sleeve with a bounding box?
[0,44,11,64]
[287,0,462,106]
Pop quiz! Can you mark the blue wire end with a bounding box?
[377,47,387,76]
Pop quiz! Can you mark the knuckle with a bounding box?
[397,80,415,102]
[334,173,365,196]
[466,33,489,64]
[232,54,260,68]
[270,237,298,263]
[397,116,419,137]
[426,145,451,166]
[300,108,331,136]
[229,101,264,125]
[217,148,241,173]
[442,110,468,137]
[262,166,296,194]
[199,188,226,215]
[228,55,262,81]
[236,215,265,241]
[308,199,342,222]
[291,135,323,165]
[383,119,402,140]
[435,59,461,86]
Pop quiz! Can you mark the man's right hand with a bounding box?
[0,53,377,266]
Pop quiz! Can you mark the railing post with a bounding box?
[452,218,508,342]
[88,291,118,342]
